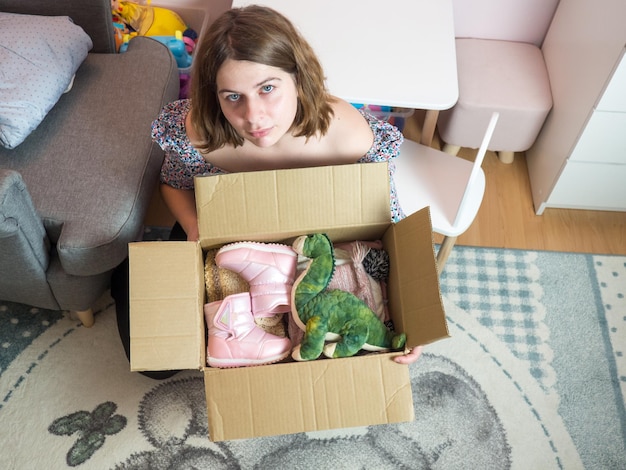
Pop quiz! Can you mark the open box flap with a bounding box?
[204,353,413,441]
[127,162,448,441]
[129,241,205,371]
[384,207,449,347]
[195,163,392,248]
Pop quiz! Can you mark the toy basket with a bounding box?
[351,104,414,131]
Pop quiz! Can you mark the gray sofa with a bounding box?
[0,0,179,326]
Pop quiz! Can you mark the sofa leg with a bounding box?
[497,151,515,164]
[75,308,95,328]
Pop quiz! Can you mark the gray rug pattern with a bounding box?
[1,241,625,469]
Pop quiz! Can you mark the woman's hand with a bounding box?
[186,225,200,242]
[393,345,423,365]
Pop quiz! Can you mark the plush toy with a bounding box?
[111,0,188,37]
[290,233,406,361]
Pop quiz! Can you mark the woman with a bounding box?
[151,5,406,241]
[113,6,421,376]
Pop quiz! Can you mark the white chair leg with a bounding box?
[436,236,457,274]
[75,308,95,328]
[497,151,515,164]
[441,143,461,156]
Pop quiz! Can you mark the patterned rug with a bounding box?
[1,235,625,469]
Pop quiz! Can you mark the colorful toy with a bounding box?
[151,30,192,68]
[351,103,392,113]
[112,22,126,51]
[118,33,136,53]
[290,233,406,361]
[111,0,189,37]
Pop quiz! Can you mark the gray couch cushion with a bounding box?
[0,170,58,308]
[0,37,179,276]
[0,0,115,53]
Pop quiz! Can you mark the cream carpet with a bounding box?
[1,244,625,469]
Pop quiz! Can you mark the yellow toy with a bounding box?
[111,0,188,37]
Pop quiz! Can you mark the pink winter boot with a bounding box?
[204,292,292,368]
[215,242,297,318]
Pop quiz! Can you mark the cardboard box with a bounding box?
[129,162,449,441]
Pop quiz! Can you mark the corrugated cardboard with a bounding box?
[194,164,392,249]
[130,242,205,371]
[129,162,449,441]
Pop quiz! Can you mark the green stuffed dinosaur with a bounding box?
[290,233,406,361]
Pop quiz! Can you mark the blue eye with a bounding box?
[226,93,240,102]
[261,84,274,93]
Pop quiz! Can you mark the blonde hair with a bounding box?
[189,5,334,152]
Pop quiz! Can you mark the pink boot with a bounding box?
[215,242,297,317]
[204,292,292,368]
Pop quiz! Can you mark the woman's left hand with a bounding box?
[393,345,423,365]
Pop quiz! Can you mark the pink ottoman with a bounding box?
[437,38,553,163]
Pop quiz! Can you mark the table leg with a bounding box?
[420,110,439,147]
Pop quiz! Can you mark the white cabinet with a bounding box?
[544,54,626,212]
[547,161,626,210]
[526,0,626,214]
[568,110,626,165]
[597,57,626,112]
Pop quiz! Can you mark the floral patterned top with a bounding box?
[151,99,405,222]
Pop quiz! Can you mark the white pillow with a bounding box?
[0,13,93,149]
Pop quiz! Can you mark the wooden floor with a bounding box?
[145,111,626,256]
[403,111,626,255]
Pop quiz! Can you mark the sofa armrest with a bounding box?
[0,37,178,277]
[0,0,115,53]
[0,170,58,307]
[0,169,49,262]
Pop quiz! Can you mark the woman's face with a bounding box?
[216,59,299,148]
